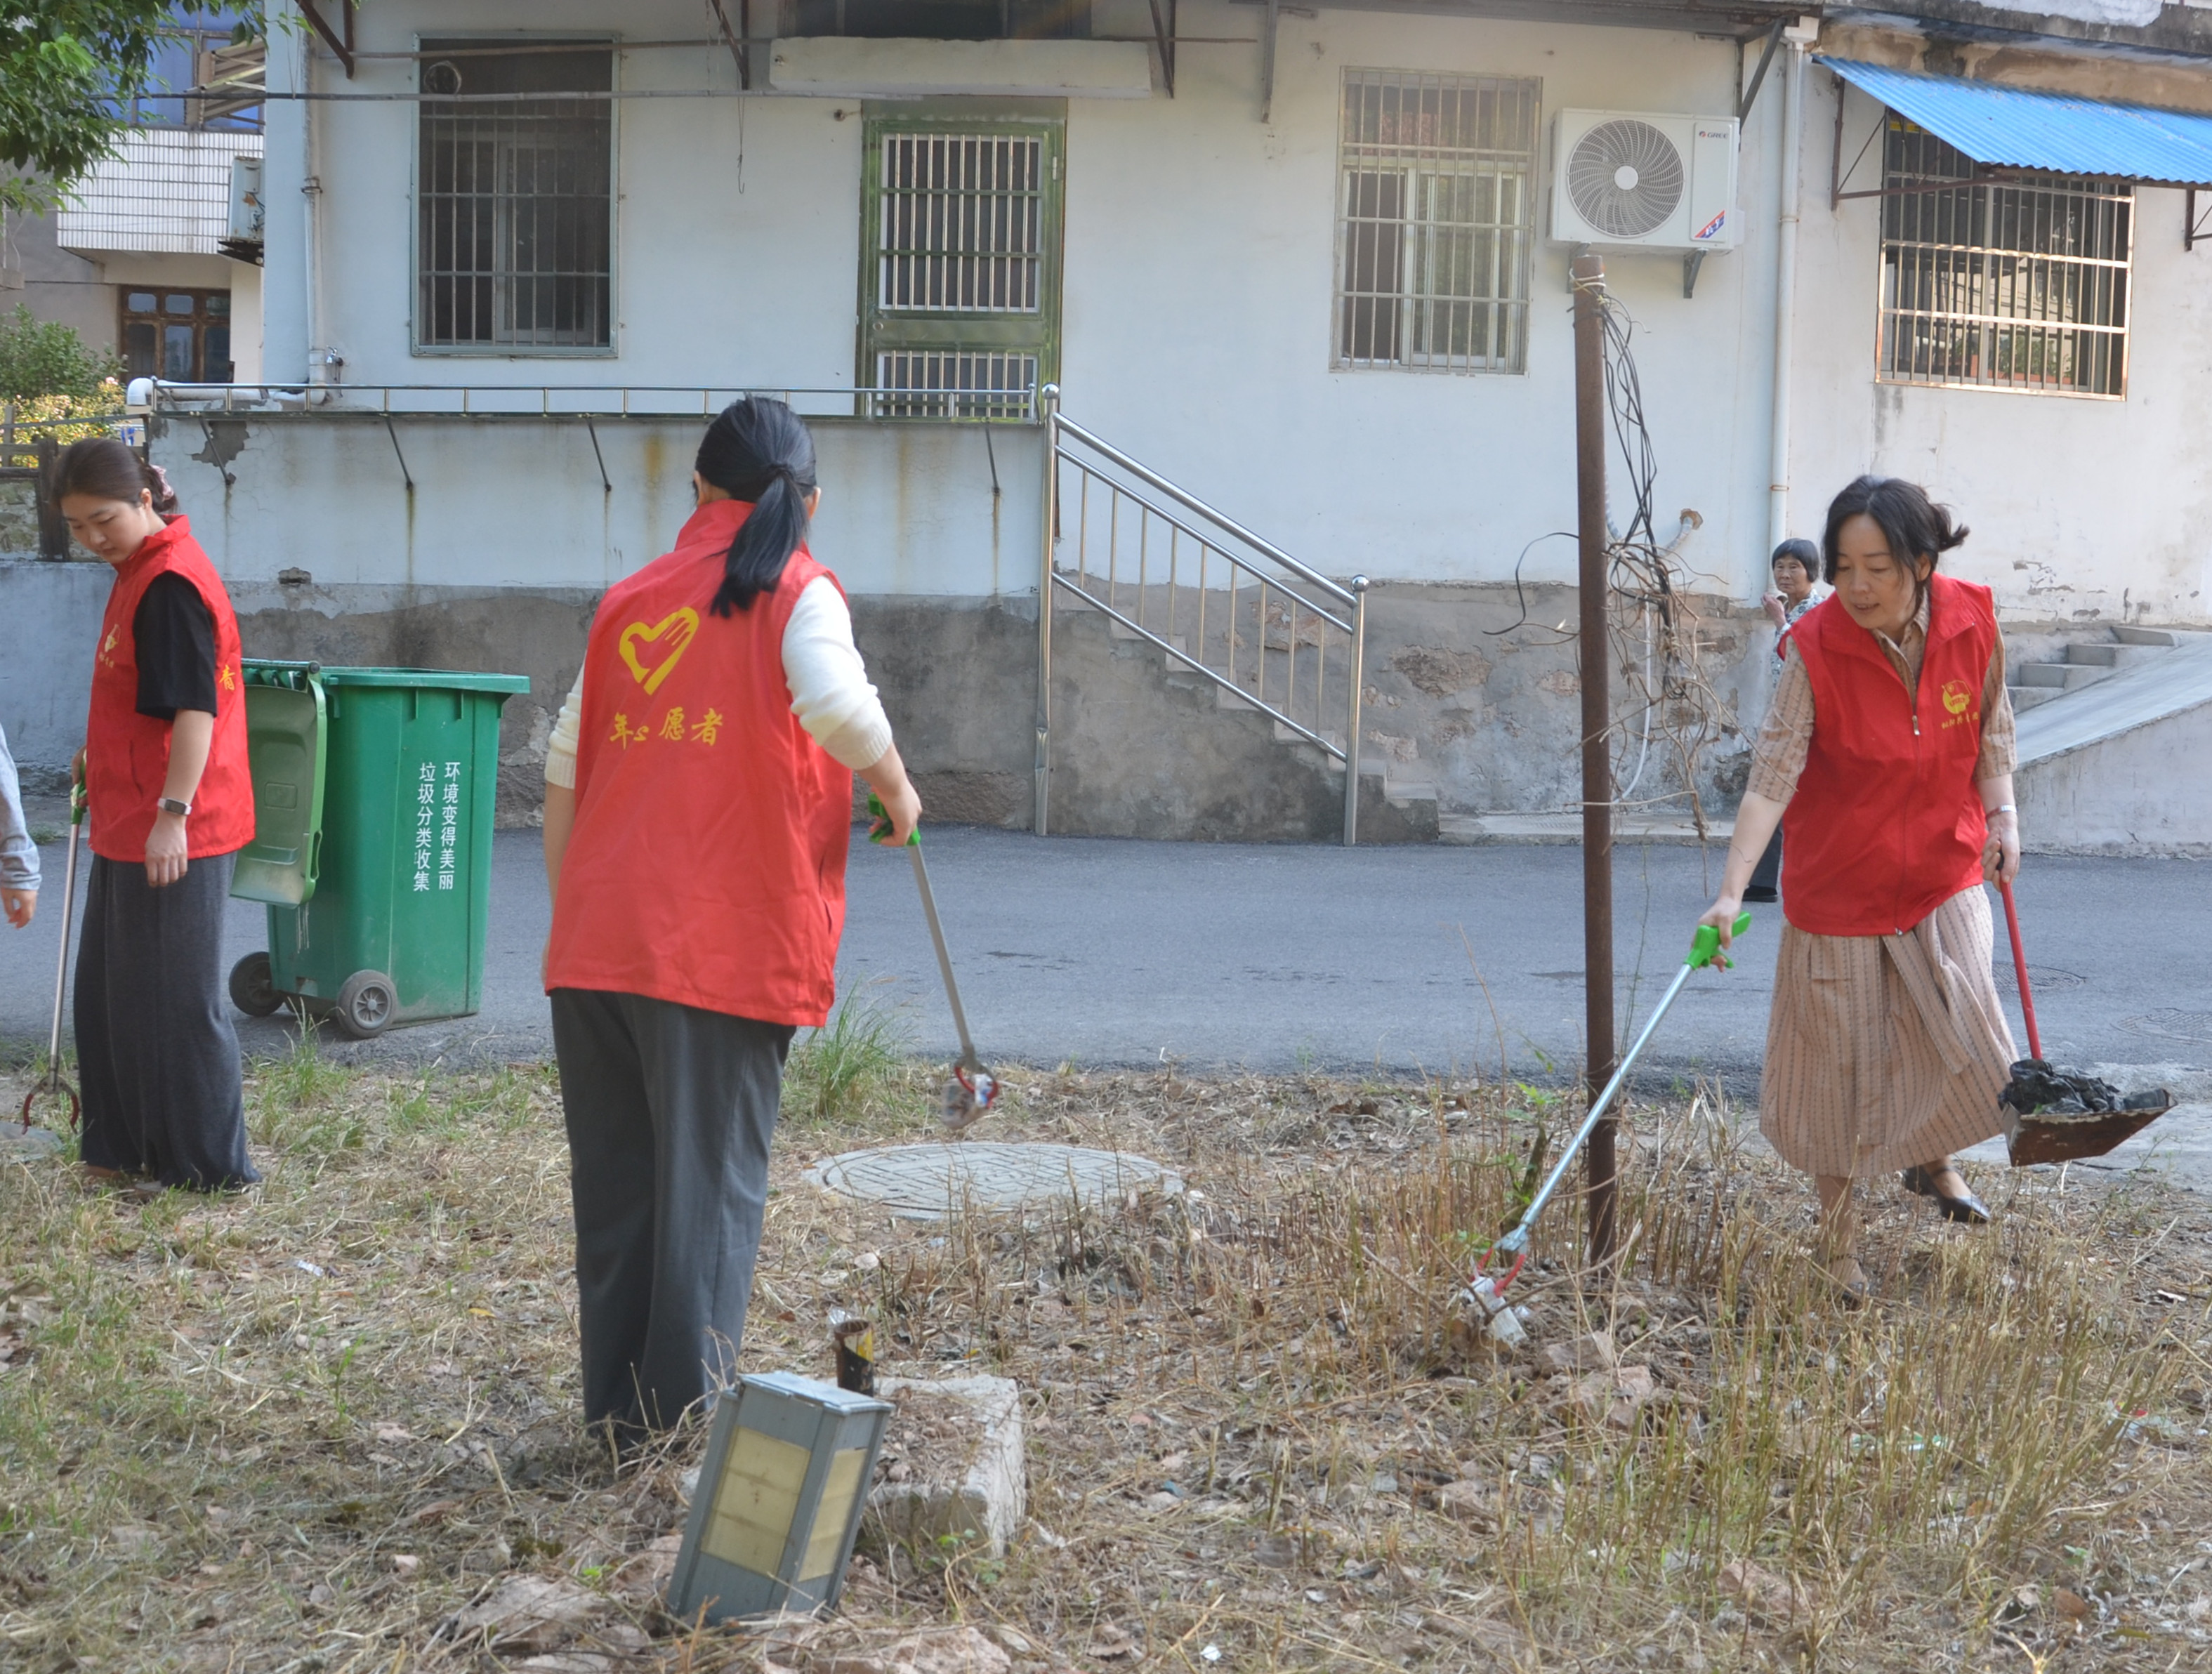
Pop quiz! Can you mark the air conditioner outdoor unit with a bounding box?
[1549,110,1739,253]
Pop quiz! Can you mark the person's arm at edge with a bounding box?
[0,725,37,926]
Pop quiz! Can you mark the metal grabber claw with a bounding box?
[20,784,86,1135]
[869,794,999,1133]
[1456,911,1753,1344]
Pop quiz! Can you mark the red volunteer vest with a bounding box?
[1780,574,1996,937]
[84,516,254,864]
[544,501,853,1027]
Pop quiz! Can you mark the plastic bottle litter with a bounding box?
[1457,1276,1526,1347]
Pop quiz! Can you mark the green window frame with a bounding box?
[858,113,1063,420]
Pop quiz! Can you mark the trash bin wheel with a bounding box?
[228,952,285,1018]
[334,970,397,1040]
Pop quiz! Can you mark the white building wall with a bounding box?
[1789,68,2212,627]
[242,1,2208,623]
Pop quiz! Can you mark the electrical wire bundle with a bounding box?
[1589,284,1742,833]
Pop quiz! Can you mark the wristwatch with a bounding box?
[157,796,192,817]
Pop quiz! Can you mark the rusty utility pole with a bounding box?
[1571,250,1618,1269]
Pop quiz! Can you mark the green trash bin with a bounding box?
[229,659,532,1039]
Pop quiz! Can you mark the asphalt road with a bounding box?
[4,817,2206,1111]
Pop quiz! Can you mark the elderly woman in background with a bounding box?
[1699,477,2019,1303]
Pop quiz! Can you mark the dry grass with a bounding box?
[1,1036,2210,1673]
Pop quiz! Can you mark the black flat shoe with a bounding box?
[1740,885,1779,904]
[1900,1164,1990,1226]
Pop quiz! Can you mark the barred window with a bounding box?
[416,41,613,352]
[861,121,1062,420]
[1878,119,2131,398]
[1336,70,1539,376]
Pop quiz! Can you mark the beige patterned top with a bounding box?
[1749,593,2016,803]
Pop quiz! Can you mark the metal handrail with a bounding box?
[1034,385,1369,845]
[144,380,1040,420]
[1051,413,1356,607]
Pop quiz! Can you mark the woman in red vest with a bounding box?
[1699,477,2019,1303]
[542,397,921,1439]
[58,438,259,1193]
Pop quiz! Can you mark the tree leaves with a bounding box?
[1,3,210,214]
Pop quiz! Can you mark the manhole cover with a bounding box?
[2119,1010,2212,1046]
[1992,964,2083,993]
[805,1142,1184,1221]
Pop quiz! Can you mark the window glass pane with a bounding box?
[165,294,195,315]
[163,324,196,380]
[1334,71,1538,375]
[204,326,232,383]
[206,292,230,318]
[127,292,157,313]
[123,322,157,380]
[416,41,613,350]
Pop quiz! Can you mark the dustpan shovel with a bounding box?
[1999,879,2171,1166]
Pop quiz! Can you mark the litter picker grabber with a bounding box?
[19,785,84,1135]
[1998,878,2171,1166]
[1459,911,1751,1344]
[867,795,999,1133]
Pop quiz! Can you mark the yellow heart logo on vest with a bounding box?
[619,609,699,695]
[1941,678,1972,717]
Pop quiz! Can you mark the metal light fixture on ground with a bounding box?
[666,1372,892,1623]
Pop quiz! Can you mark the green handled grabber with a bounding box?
[1459,911,1753,1344]
[868,793,998,1133]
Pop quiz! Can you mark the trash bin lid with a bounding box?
[317,668,532,694]
[232,670,329,907]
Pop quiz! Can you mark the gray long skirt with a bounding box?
[75,850,259,1190]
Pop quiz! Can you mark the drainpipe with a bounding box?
[1767,27,1813,558]
[303,19,325,395]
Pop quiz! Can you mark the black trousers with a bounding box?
[1747,826,1784,897]
[76,850,258,1189]
[550,987,793,1435]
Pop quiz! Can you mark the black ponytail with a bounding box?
[694,397,818,617]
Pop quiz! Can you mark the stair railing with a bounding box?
[1034,385,1369,844]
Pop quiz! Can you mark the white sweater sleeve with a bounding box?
[542,578,893,785]
[544,668,584,790]
[784,576,895,770]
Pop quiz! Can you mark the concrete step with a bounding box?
[2112,626,2182,647]
[1272,720,1345,753]
[1440,810,1735,846]
[2008,683,2063,714]
[2017,661,2117,692]
[2066,642,2172,669]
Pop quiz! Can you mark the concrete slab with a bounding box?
[865,1376,1025,1560]
[804,1142,1183,1222]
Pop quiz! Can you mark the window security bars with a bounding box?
[1036,394,1369,844]
[873,352,1039,420]
[1336,70,1539,376]
[417,42,613,352]
[878,133,1044,315]
[1878,120,2131,399]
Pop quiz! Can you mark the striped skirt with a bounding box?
[1760,885,2017,1179]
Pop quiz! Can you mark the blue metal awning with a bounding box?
[1821,57,2212,187]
